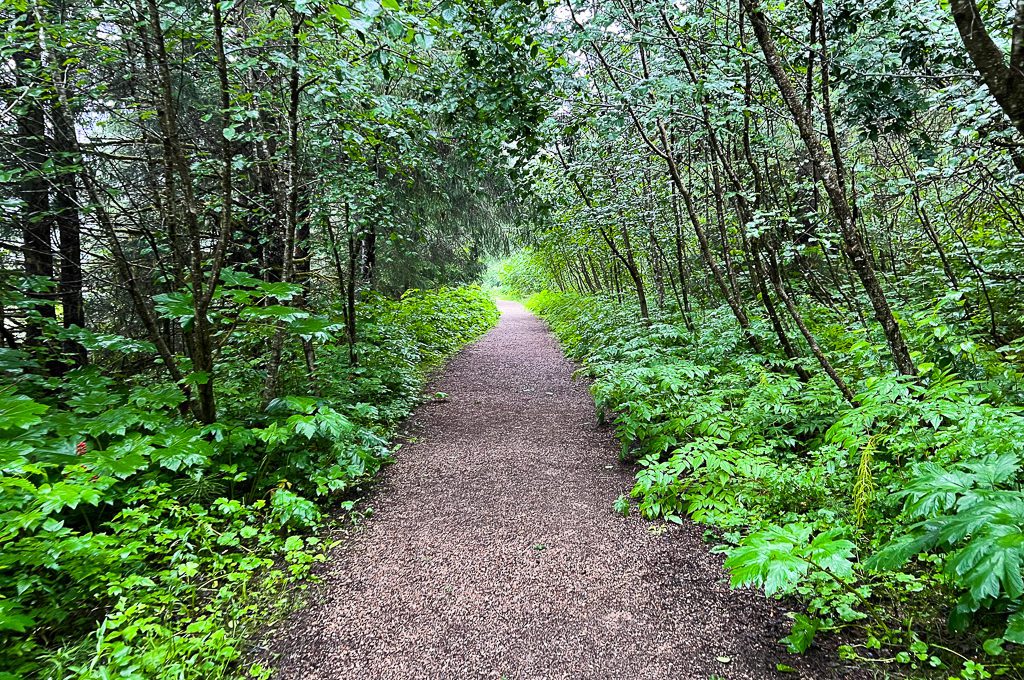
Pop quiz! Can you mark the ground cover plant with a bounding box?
[526,290,1024,678]
[0,284,497,678]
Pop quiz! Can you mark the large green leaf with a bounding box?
[726,524,856,598]
[240,305,309,323]
[36,481,102,514]
[1006,611,1024,644]
[153,291,198,331]
[0,393,48,430]
[87,437,152,479]
[780,614,822,654]
[150,427,213,471]
[0,601,35,633]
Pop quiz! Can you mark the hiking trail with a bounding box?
[266,300,856,679]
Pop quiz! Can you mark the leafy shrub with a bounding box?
[529,290,1024,673]
[0,286,497,678]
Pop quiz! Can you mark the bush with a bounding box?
[0,286,497,678]
[529,290,1024,675]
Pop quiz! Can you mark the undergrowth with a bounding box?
[528,290,1024,679]
[0,285,497,679]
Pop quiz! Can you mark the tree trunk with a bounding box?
[32,0,85,366]
[948,0,1024,140]
[743,0,917,376]
[14,38,55,345]
[345,201,358,366]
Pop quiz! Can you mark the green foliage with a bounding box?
[486,250,556,300]
[868,454,1024,643]
[725,524,856,598]
[378,286,500,370]
[0,286,497,678]
[530,290,1024,672]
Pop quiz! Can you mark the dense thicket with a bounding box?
[0,0,545,675]
[497,0,1024,676]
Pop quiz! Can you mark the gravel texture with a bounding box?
[266,300,863,679]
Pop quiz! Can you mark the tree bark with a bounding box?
[14,37,55,345]
[742,0,917,376]
[949,0,1024,139]
[32,0,85,366]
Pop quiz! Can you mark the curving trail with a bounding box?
[266,300,857,680]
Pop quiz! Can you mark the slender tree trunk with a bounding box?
[14,38,55,345]
[53,145,86,366]
[261,9,303,407]
[33,0,86,366]
[764,247,856,402]
[743,0,916,376]
[670,183,695,330]
[948,0,1024,150]
[345,201,358,365]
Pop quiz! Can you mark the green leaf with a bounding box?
[153,292,196,329]
[267,396,319,414]
[219,268,263,288]
[780,614,821,653]
[1005,610,1024,644]
[725,537,806,597]
[36,481,102,514]
[0,441,34,474]
[287,316,345,340]
[762,550,809,596]
[806,530,856,578]
[255,280,303,300]
[151,427,213,471]
[0,392,48,429]
[725,524,854,597]
[240,305,309,323]
[182,371,211,387]
[865,531,936,571]
[328,3,351,20]
[89,437,152,478]
[983,638,1004,656]
[0,601,35,633]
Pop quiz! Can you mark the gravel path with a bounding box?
[267,300,861,679]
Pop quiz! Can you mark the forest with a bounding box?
[2,0,1024,677]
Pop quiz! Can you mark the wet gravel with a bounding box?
[266,300,864,679]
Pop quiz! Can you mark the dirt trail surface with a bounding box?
[267,301,859,680]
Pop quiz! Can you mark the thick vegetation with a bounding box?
[497,0,1024,676]
[0,285,497,677]
[0,0,530,675]
[7,0,1024,676]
